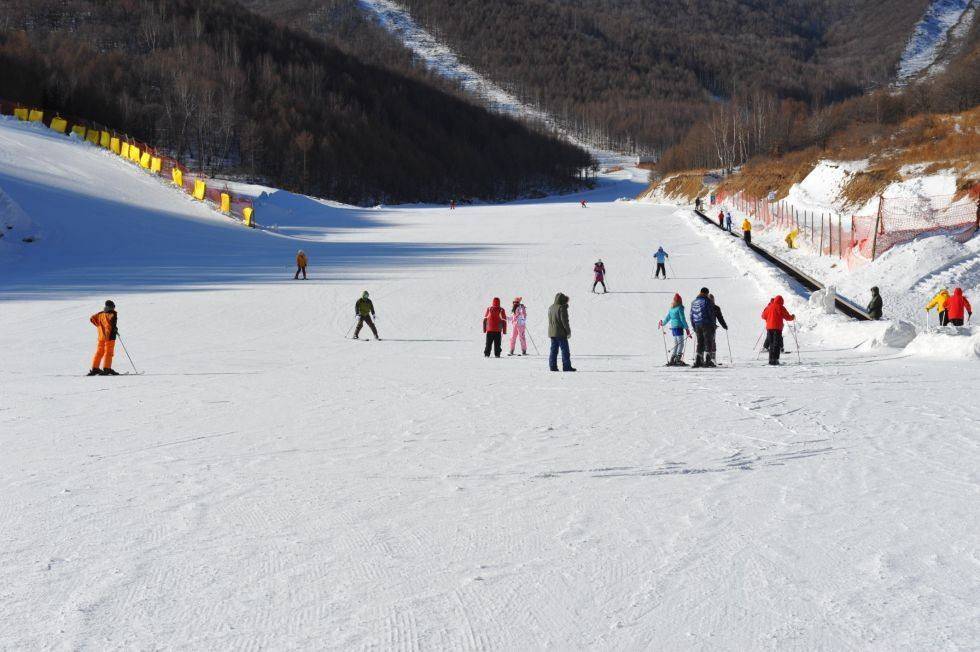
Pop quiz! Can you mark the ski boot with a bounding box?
[86,367,102,376]
[102,368,119,376]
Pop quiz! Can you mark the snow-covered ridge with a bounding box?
[895,0,975,84]
[356,0,630,166]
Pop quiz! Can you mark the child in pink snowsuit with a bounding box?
[509,297,528,355]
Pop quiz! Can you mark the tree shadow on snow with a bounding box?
[0,172,490,301]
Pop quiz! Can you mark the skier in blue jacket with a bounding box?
[653,246,669,279]
[689,287,718,367]
[659,293,692,366]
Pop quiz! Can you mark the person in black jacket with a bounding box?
[708,294,729,331]
[868,286,883,320]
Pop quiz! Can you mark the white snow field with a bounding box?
[2,117,979,650]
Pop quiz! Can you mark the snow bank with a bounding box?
[785,160,868,214]
[905,327,980,359]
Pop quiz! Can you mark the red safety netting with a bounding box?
[712,187,979,265]
[852,194,978,259]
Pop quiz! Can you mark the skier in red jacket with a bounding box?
[761,295,795,365]
[483,297,508,358]
[945,287,973,326]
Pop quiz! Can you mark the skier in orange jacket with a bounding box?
[88,300,119,376]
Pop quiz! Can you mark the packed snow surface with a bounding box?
[1,118,979,649]
[895,0,975,83]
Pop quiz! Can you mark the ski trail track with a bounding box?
[1,119,978,648]
[356,0,628,165]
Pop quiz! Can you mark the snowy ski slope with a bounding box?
[1,118,978,649]
[356,0,630,166]
[895,0,976,83]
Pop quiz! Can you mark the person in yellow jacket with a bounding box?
[925,288,950,326]
[784,229,798,249]
[294,250,308,280]
[741,218,752,245]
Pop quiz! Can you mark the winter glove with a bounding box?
[658,320,663,329]
[686,330,692,339]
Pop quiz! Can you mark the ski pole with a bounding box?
[790,324,802,364]
[345,316,358,339]
[725,329,734,367]
[753,330,765,359]
[526,328,541,356]
[660,328,669,363]
[668,260,676,278]
[116,333,139,374]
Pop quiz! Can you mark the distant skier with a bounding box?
[761,295,795,366]
[353,291,380,340]
[725,210,733,232]
[547,292,575,371]
[742,218,753,245]
[653,246,669,279]
[509,297,527,356]
[925,288,950,326]
[718,210,724,228]
[580,199,588,208]
[450,200,456,210]
[592,259,607,293]
[483,297,507,358]
[695,197,703,212]
[294,249,308,280]
[945,287,972,326]
[88,299,119,376]
[867,287,883,320]
[690,287,718,368]
[659,293,692,366]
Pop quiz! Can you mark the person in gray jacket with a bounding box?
[547,293,576,372]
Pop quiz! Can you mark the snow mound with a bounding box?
[802,316,918,351]
[905,327,980,359]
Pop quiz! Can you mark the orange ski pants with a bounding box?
[92,339,116,369]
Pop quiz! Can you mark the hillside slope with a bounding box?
[382,0,932,153]
[0,0,591,205]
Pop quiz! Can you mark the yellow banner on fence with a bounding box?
[120,142,130,158]
[28,109,43,122]
[220,193,231,213]
[172,168,183,187]
[139,151,151,169]
[99,131,110,148]
[150,157,162,173]
[71,125,87,139]
[243,207,254,227]
[193,179,206,201]
[111,137,121,154]
[13,108,28,121]
[129,146,141,163]
[86,130,100,145]
[50,117,68,134]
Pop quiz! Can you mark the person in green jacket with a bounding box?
[353,291,380,340]
[547,293,575,372]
